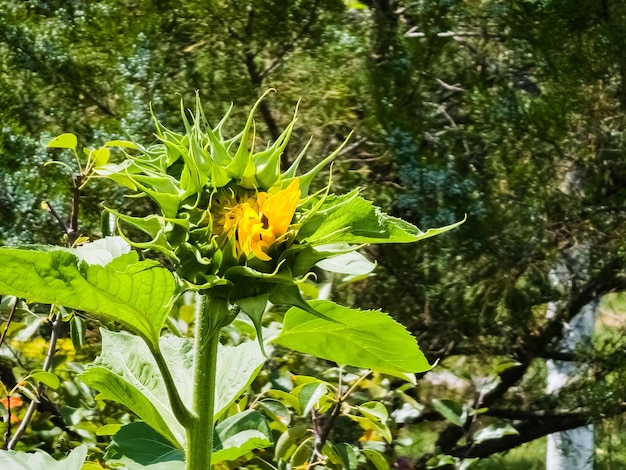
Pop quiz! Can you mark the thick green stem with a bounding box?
[186,293,232,470]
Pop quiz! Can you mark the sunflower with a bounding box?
[211,179,300,261]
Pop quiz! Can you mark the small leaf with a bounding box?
[235,294,269,355]
[256,399,291,429]
[70,315,86,352]
[315,250,375,275]
[82,462,106,469]
[30,370,60,390]
[473,423,519,444]
[349,415,392,443]
[96,423,123,436]
[333,443,357,470]
[432,399,466,427]
[292,381,328,416]
[92,148,111,167]
[104,139,138,149]
[267,390,299,410]
[212,410,273,463]
[47,133,77,151]
[357,402,388,422]
[362,449,390,470]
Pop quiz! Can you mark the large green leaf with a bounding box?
[212,410,273,463]
[0,247,175,346]
[0,445,87,470]
[106,422,185,469]
[215,340,267,420]
[81,330,186,447]
[81,330,266,446]
[298,190,463,246]
[273,300,431,382]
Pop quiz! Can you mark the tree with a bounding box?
[351,0,626,467]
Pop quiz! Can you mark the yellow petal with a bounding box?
[261,179,300,236]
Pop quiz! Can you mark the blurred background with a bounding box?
[2,1,626,468]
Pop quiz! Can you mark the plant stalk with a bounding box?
[186,293,230,470]
[7,309,63,450]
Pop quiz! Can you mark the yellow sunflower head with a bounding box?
[211,179,301,261]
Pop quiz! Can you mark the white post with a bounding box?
[546,259,596,470]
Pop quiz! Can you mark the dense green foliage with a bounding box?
[3,0,626,468]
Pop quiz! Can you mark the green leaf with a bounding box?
[314,248,376,275]
[96,423,123,436]
[81,330,186,447]
[357,401,388,422]
[0,247,176,346]
[104,139,139,149]
[82,462,106,470]
[273,300,431,382]
[333,443,357,470]
[70,315,86,351]
[298,191,463,246]
[106,422,185,469]
[473,423,519,444]
[268,283,337,324]
[30,370,60,389]
[362,449,390,470]
[256,399,291,430]
[274,424,308,462]
[70,236,131,266]
[92,147,110,166]
[267,390,300,411]
[432,399,466,427]
[215,339,267,420]
[292,381,328,416]
[81,330,266,447]
[47,133,77,151]
[212,410,273,463]
[348,415,392,443]
[0,445,87,470]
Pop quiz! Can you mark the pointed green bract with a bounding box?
[235,294,270,355]
[273,300,432,383]
[0,247,176,346]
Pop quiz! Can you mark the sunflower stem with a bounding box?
[186,293,231,470]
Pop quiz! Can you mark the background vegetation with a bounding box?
[2,0,626,468]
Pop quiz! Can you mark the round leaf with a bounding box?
[47,133,77,151]
[30,370,60,390]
